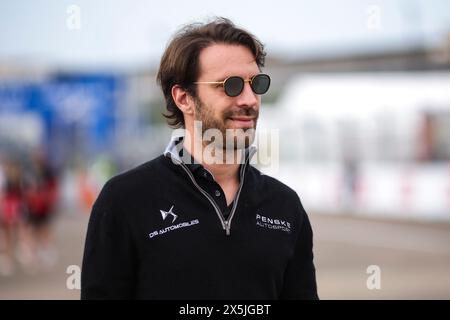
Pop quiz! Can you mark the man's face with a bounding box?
[194,44,260,149]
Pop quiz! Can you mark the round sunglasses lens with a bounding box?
[224,77,244,97]
[251,74,271,94]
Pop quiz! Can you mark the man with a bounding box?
[81,17,318,300]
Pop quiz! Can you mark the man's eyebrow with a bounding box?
[208,72,230,81]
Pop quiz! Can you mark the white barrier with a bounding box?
[271,162,450,221]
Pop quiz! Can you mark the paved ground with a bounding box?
[311,214,450,299]
[1,211,449,300]
[0,212,88,300]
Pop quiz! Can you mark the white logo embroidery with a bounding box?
[160,205,178,223]
[256,214,291,233]
[149,206,199,239]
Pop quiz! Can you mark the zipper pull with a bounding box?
[224,221,231,236]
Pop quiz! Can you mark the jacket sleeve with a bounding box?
[81,180,137,299]
[280,199,319,300]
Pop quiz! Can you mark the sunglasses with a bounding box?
[194,73,271,97]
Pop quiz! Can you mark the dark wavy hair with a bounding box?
[156,17,266,128]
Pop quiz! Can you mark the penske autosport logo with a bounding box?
[256,214,291,233]
[149,205,199,239]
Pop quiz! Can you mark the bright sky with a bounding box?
[0,0,449,69]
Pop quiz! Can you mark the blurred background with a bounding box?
[1,0,450,299]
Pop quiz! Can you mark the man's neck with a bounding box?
[183,133,241,186]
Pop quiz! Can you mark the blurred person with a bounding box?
[23,150,60,271]
[90,154,118,186]
[0,160,4,194]
[342,155,359,211]
[77,165,98,215]
[0,157,26,276]
[76,156,117,215]
[82,17,318,300]
[78,154,118,214]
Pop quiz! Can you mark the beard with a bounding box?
[194,97,258,150]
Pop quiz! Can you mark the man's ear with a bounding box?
[172,85,194,116]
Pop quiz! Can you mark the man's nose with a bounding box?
[235,81,258,108]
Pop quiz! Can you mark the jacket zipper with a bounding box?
[175,160,227,231]
[223,156,250,235]
[170,150,254,236]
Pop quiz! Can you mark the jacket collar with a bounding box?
[164,135,257,166]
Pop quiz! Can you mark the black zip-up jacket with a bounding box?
[81,138,318,300]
